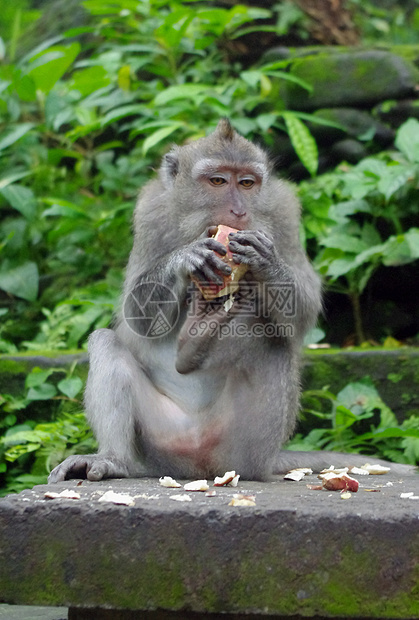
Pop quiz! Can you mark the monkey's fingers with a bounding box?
[229,230,274,261]
[48,455,95,483]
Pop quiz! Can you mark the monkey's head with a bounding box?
[159,119,273,236]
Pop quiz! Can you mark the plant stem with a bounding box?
[350,292,365,344]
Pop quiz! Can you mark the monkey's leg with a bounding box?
[49,328,194,483]
[176,292,232,374]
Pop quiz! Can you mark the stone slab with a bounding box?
[0,470,419,618]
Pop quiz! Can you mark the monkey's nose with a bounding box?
[230,209,247,217]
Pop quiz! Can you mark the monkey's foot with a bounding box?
[48,454,137,483]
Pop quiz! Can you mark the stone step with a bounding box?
[0,470,418,618]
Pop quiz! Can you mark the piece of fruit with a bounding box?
[321,472,359,492]
[192,225,248,300]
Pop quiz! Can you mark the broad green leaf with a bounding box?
[26,368,57,388]
[69,66,110,96]
[377,165,415,200]
[325,257,358,278]
[0,124,34,151]
[27,42,81,94]
[381,235,416,266]
[142,123,184,155]
[320,235,368,254]
[20,36,64,64]
[256,113,277,132]
[26,383,57,401]
[265,71,313,92]
[283,112,318,177]
[58,377,83,399]
[395,118,419,163]
[0,173,28,192]
[42,198,89,219]
[240,70,261,89]
[14,75,37,102]
[405,228,419,258]
[0,261,39,301]
[154,84,212,106]
[334,405,358,429]
[0,185,36,220]
[101,104,147,127]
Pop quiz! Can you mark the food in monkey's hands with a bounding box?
[192,225,249,300]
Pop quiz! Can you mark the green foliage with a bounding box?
[288,381,419,465]
[0,0,324,352]
[0,364,95,496]
[299,118,419,343]
[350,0,419,45]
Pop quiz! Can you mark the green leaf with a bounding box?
[0,185,37,220]
[256,113,277,132]
[0,261,39,301]
[334,405,358,429]
[282,112,318,177]
[142,123,184,156]
[69,66,110,97]
[377,165,415,200]
[26,383,57,401]
[0,171,31,190]
[0,124,34,151]
[405,228,419,259]
[320,235,368,254]
[101,104,147,127]
[26,368,58,388]
[27,42,81,94]
[154,84,212,106]
[58,377,83,399]
[395,118,419,163]
[325,258,358,278]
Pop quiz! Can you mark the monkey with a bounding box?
[48,119,412,483]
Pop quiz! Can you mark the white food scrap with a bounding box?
[229,474,240,487]
[360,463,390,475]
[98,491,135,506]
[319,467,348,476]
[229,494,256,507]
[183,479,209,492]
[284,470,306,482]
[44,489,81,500]
[340,491,352,500]
[214,471,239,487]
[400,492,414,499]
[284,468,312,482]
[348,466,370,476]
[159,476,181,488]
[170,494,192,502]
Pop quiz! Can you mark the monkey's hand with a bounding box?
[48,454,141,483]
[228,230,284,280]
[178,232,233,287]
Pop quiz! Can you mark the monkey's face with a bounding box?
[159,120,272,238]
[191,162,265,230]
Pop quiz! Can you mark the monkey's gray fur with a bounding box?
[49,120,411,483]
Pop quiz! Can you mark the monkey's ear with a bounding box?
[160,148,179,188]
[215,118,235,142]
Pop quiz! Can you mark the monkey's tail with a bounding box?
[273,450,417,476]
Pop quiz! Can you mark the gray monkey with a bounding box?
[48,120,406,483]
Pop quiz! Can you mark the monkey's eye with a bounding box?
[239,179,255,188]
[209,177,227,186]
